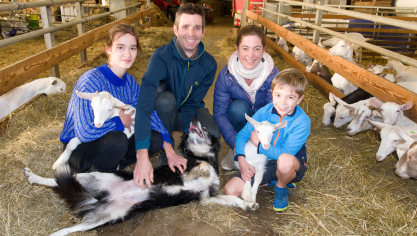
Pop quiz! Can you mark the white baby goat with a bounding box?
[367,120,417,161]
[394,129,417,179]
[52,90,135,171]
[236,114,287,203]
[0,77,66,120]
[292,46,310,66]
[382,56,417,82]
[369,99,416,127]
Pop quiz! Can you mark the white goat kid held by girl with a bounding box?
[52,90,135,171]
[238,114,287,203]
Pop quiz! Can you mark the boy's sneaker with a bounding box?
[268,181,296,189]
[273,186,289,212]
[221,149,236,170]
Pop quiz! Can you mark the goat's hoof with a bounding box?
[23,168,34,184]
[245,202,259,211]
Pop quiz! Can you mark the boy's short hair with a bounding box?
[175,3,205,29]
[271,68,308,97]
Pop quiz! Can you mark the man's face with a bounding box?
[173,14,205,58]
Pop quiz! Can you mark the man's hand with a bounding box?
[250,130,260,147]
[119,109,135,133]
[238,155,255,182]
[164,142,187,173]
[134,149,153,189]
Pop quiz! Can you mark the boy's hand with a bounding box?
[238,156,255,182]
[250,130,260,147]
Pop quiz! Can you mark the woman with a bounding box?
[60,24,180,173]
[213,25,279,170]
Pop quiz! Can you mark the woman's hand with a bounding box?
[164,142,187,173]
[119,109,135,133]
[238,156,255,182]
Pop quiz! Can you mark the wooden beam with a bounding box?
[324,27,417,34]
[290,13,417,21]
[368,40,417,46]
[246,10,417,122]
[266,37,345,100]
[0,8,151,97]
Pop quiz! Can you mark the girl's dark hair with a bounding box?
[105,24,142,59]
[236,25,266,48]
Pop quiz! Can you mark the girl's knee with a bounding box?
[224,177,244,196]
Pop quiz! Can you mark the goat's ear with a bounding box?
[383,66,392,70]
[396,127,414,142]
[348,42,354,48]
[328,92,335,103]
[111,97,129,109]
[75,90,96,101]
[367,63,373,69]
[275,120,287,130]
[369,98,382,108]
[402,101,413,111]
[381,73,386,78]
[331,93,345,105]
[343,104,356,112]
[245,113,258,129]
[368,120,389,130]
[51,79,58,85]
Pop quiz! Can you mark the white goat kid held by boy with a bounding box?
[238,114,287,204]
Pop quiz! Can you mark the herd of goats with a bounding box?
[276,26,417,180]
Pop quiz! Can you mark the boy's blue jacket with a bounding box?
[213,65,279,149]
[135,37,217,150]
[235,103,311,161]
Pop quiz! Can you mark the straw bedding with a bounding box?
[0,24,416,236]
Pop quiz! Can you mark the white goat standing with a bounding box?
[52,90,135,171]
[382,56,417,82]
[367,120,417,161]
[291,46,310,66]
[322,32,369,63]
[0,77,66,120]
[328,40,358,95]
[237,114,287,203]
[369,99,416,127]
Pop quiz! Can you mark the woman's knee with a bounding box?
[228,100,252,117]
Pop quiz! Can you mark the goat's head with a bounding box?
[377,101,413,125]
[245,114,287,150]
[75,90,129,128]
[44,77,66,95]
[322,92,337,126]
[368,120,399,161]
[345,104,381,135]
[328,40,354,60]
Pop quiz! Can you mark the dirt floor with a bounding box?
[2,14,417,236]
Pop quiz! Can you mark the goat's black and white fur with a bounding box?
[24,118,258,236]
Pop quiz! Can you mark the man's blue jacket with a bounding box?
[135,37,217,150]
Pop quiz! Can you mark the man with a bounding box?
[134,3,220,189]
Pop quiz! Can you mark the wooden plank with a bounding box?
[291,14,417,21]
[0,8,151,97]
[325,27,417,34]
[266,37,345,100]
[368,40,417,46]
[362,52,417,58]
[246,10,417,122]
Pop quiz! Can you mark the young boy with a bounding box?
[224,68,311,211]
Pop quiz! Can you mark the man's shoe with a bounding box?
[221,149,236,171]
[159,150,168,166]
[273,186,289,212]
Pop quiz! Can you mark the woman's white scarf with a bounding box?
[228,51,274,103]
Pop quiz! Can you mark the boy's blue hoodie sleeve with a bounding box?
[259,114,311,160]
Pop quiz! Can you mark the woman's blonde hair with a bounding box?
[105,24,142,59]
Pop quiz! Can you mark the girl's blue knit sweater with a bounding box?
[60,64,171,147]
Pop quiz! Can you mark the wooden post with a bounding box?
[312,0,323,44]
[241,0,249,27]
[40,1,59,78]
[278,1,284,26]
[75,1,86,63]
[246,11,417,122]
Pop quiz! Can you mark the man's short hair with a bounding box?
[271,68,308,97]
[175,3,205,29]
